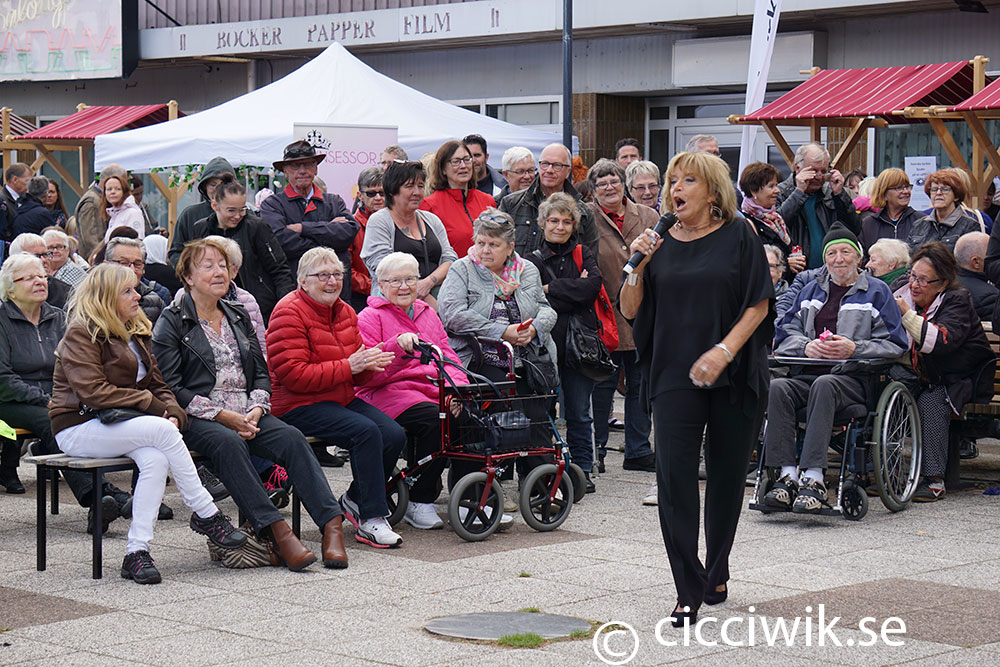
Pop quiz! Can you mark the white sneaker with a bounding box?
[458,505,514,528]
[356,516,402,548]
[642,483,658,506]
[404,502,444,530]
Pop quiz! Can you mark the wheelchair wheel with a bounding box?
[568,462,587,504]
[386,467,408,527]
[519,463,573,532]
[448,472,504,542]
[872,382,922,512]
[840,479,868,521]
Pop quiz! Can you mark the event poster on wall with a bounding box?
[293,123,398,206]
[904,156,936,211]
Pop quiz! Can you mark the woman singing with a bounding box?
[620,151,773,627]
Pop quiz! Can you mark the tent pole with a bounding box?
[1,107,11,170]
[561,0,573,151]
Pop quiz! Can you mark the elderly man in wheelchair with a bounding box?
[762,225,908,514]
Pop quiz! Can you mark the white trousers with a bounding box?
[57,416,217,553]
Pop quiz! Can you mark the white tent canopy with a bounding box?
[95,43,574,171]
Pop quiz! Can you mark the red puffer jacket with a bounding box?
[266,288,372,415]
[419,187,496,258]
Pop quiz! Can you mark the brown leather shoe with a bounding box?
[322,516,349,569]
[267,520,316,571]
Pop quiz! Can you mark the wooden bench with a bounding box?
[948,323,1000,488]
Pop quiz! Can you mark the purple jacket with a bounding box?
[356,296,467,419]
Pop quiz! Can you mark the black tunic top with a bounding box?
[634,218,773,414]
[394,223,442,279]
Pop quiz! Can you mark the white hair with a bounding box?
[501,146,534,171]
[9,233,45,255]
[42,228,69,245]
[763,244,786,272]
[685,134,718,152]
[296,247,347,284]
[625,160,661,188]
[0,254,45,301]
[793,142,830,167]
[375,252,419,282]
[204,235,243,270]
[869,238,910,270]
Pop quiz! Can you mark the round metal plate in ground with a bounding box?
[424,612,591,641]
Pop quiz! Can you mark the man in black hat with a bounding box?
[259,140,358,297]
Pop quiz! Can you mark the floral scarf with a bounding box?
[469,247,524,299]
[742,196,791,246]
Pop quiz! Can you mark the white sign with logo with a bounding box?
[293,123,398,208]
[904,156,936,211]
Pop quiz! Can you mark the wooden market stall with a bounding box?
[1,107,40,170]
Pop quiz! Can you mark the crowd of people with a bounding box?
[1,132,998,600]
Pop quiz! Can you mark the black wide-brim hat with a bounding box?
[273,140,326,170]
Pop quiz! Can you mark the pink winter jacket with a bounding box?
[356,296,467,418]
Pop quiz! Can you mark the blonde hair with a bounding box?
[660,152,738,221]
[68,263,151,342]
[297,247,345,285]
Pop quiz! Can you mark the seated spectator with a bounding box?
[187,174,293,323]
[908,170,981,252]
[356,252,468,530]
[267,247,405,549]
[420,141,497,258]
[497,146,536,203]
[464,134,508,199]
[10,233,72,310]
[859,169,922,252]
[866,238,911,285]
[625,160,662,211]
[101,174,145,242]
[51,263,245,584]
[350,167,384,312]
[142,234,181,297]
[982,181,999,225]
[954,231,998,322]
[362,161,457,308]
[43,228,87,288]
[13,176,57,237]
[43,179,69,228]
[740,161,806,280]
[168,157,235,266]
[763,224,907,513]
[764,244,789,299]
[525,192,603,492]
[104,237,165,324]
[380,145,408,171]
[152,238,346,571]
[893,242,995,501]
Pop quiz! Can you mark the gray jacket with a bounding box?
[776,175,861,267]
[361,208,458,292]
[437,255,558,368]
[0,301,66,405]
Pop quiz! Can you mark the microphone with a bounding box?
[623,213,676,275]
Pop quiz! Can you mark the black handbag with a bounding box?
[520,341,559,394]
[565,315,617,382]
[485,410,533,451]
[96,407,148,424]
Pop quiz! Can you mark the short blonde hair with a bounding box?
[297,247,346,285]
[68,263,151,342]
[0,254,45,302]
[661,152,738,221]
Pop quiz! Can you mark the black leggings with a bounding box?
[397,402,447,503]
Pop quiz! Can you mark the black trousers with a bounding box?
[397,402,446,504]
[652,388,758,611]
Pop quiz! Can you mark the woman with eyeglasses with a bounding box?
[185,174,295,323]
[892,241,994,502]
[625,160,663,211]
[350,167,385,312]
[859,168,924,253]
[907,170,981,252]
[362,161,458,309]
[268,247,406,549]
[419,141,497,258]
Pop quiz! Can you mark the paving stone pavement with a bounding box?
[1,409,999,666]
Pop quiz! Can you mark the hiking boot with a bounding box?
[197,463,229,501]
[404,501,444,530]
[356,517,402,548]
[763,475,799,509]
[913,477,945,503]
[158,503,173,520]
[190,512,247,549]
[108,485,133,517]
[262,465,290,509]
[791,477,828,514]
[87,495,119,535]
[121,550,161,585]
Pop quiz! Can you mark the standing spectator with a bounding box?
[982,181,999,224]
[499,143,599,259]
[74,164,124,261]
[908,170,981,252]
[259,141,357,298]
[844,169,866,198]
[1,163,31,246]
[44,179,69,228]
[740,162,806,280]
[615,138,641,169]
[105,237,165,324]
[859,168,922,252]
[379,145,408,170]
[775,142,861,269]
[626,161,662,211]
[13,176,58,237]
[129,174,161,237]
[362,161,457,308]
[420,140,497,258]
[101,174,145,242]
[142,234,182,297]
[464,134,508,199]
[497,147,536,203]
[954,231,998,322]
[168,157,235,267]
[10,233,72,310]
[351,167,384,312]
[43,229,87,288]
[586,159,657,475]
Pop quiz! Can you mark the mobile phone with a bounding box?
[517,318,534,331]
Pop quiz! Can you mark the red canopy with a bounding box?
[4,111,36,136]
[951,77,1000,112]
[743,61,979,123]
[18,105,181,141]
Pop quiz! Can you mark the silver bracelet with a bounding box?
[626,272,641,285]
[714,342,734,363]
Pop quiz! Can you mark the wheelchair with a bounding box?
[383,338,579,542]
[750,357,923,520]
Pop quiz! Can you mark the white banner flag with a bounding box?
[739,0,783,177]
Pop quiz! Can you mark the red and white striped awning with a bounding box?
[951,77,1000,112]
[742,61,979,124]
[4,111,36,136]
[18,105,181,141]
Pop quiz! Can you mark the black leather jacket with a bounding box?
[151,294,269,409]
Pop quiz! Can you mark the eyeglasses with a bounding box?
[887,184,912,192]
[307,271,344,282]
[12,273,46,283]
[506,168,536,176]
[363,189,384,198]
[929,185,953,194]
[545,217,575,226]
[907,272,942,287]
[594,178,622,190]
[107,259,145,270]
[46,244,67,251]
[477,214,511,225]
[538,161,571,171]
[448,156,473,166]
[630,183,660,192]
[380,276,419,288]
[32,251,53,260]
[222,206,248,216]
